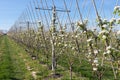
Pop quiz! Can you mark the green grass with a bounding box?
[0,36,26,80]
[0,36,14,79]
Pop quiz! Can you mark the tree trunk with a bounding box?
[51,38,56,74]
[70,65,72,80]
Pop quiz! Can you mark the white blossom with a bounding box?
[88,52,91,55]
[92,44,94,46]
[72,47,75,50]
[103,52,107,55]
[76,21,83,26]
[93,67,98,71]
[110,18,116,23]
[99,30,109,35]
[98,49,101,52]
[94,50,98,54]
[106,46,112,50]
[87,38,93,42]
[96,63,99,66]
[93,58,98,63]
[71,35,74,38]
[64,44,67,47]
[102,24,108,28]
[114,6,120,11]
[102,35,107,40]
[75,35,78,38]
[58,42,61,45]
[106,50,111,54]
[94,60,98,63]
[83,31,86,33]
[54,42,57,45]
[117,18,120,23]
[59,34,64,37]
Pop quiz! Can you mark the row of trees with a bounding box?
[8,0,120,79]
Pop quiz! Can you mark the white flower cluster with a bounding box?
[117,18,120,24]
[102,35,107,40]
[87,52,92,61]
[54,42,57,46]
[110,18,116,23]
[75,21,86,31]
[106,46,112,54]
[93,58,98,63]
[98,29,109,40]
[72,47,75,50]
[103,52,107,55]
[76,21,83,27]
[75,35,78,38]
[106,46,112,50]
[99,30,109,35]
[114,6,120,11]
[64,43,67,47]
[87,38,93,43]
[58,42,61,45]
[93,67,98,71]
[102,24,108,28]
[106,50,111,54]
[103,46,112,55]
[58,34,65,40]
[59,34,64,37]
[92,58,99,71]
[94,50,98,55]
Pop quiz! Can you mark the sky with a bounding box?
[0,0,119,31]
[0,0,31,31]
